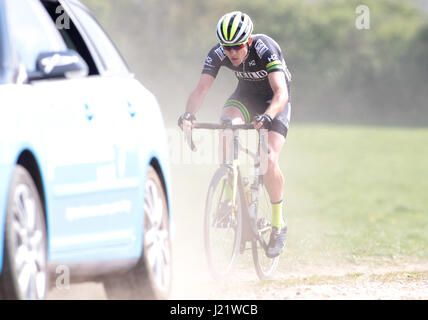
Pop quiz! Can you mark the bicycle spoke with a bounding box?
[204,168,242,279]
[191,123,281,281]
[251,185,280,280]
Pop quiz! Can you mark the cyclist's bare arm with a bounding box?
[179,74,215,130]
[255,72,289,129]
[185,73,215,115]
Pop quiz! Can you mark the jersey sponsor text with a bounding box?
[235,70,268,81]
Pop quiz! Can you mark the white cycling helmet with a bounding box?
[216,11,254,45]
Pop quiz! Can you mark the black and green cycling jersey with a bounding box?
[202,34,292,96]
[201,33,292,137]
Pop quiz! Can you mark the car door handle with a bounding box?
[128,101,136,118]
[85,103,94,121]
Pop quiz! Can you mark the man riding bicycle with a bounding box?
[179,11,292,258]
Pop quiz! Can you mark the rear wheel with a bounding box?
[103,166,172,299]
[204,167,242,279]
[0,165,47,300]
[251,185,279,280]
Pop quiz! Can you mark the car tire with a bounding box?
[103,165,172,299]
[0,165,48,300]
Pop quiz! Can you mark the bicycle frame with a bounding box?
[184,121,280,280]
[184,121,270,244]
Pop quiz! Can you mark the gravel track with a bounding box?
[48,258,428,300]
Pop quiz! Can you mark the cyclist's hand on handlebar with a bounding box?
[178,112,196,130]
[253,114,272,130]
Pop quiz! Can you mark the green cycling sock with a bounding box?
[271,200,285,231]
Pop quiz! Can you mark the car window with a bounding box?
[41,1,99,76]
[6,0,67,73]
[70,3,129,75]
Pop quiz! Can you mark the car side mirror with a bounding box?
[29,50,89,81]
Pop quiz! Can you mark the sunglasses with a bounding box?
[221,43,246,51]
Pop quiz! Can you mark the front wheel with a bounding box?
[251,185,280,280]
[204,167,242,279]
[0,165,47,300]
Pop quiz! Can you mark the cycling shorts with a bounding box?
[223,89,291,138]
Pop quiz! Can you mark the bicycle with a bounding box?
[183,119,281,280]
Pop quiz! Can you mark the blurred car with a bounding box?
[0,0,172,299]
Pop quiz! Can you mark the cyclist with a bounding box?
[179,11,292,258]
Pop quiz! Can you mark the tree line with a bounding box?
[81,0,428,126]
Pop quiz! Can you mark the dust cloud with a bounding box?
[46,0,428,300]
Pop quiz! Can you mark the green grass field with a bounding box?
[171,124,428,270]
[282,124,428,265]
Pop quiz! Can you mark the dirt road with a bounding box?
[48,254,428,300]
[48,207,427,300]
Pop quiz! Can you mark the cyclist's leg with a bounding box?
[264,130,286,203]
[218,92,250,165]
[217,93,249,205]
[263,102,290,204]
[264,103,290,257]
[221,100,249,124]
[221,106,246,124]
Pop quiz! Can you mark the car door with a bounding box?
[50,0,143,258]
[6,0,136,262]
[37,78,138,261]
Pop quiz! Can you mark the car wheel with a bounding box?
[103,165,172,299]
[0,165,47,300]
